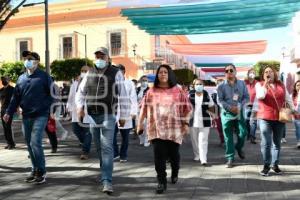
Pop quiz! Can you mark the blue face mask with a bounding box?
[24,60,34,69]
[195,85,204,93]
[94,59,107,69]
[141,81,148,88]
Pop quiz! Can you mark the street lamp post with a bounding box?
[24,0,50,74]
[74,31,87,66]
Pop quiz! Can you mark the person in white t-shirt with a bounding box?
[188,79,215,165]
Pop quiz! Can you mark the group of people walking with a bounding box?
[1,46,300,195]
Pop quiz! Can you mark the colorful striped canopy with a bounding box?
[121,0,300,35]
[168,40,267,55]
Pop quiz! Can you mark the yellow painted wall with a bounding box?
[0,0,152,65]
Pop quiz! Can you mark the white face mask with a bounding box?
[80,72,86,78]
[249,73,255,79]
[94,59,107,69]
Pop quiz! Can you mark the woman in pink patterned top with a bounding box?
[137,64,192,194]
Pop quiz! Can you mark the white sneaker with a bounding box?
[113,156,120,161]
[60,131,68,141]
[144,142,150,147]
[281,138,287,143]
[193,157,200,162]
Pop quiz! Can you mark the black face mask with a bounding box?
[2,80,8,86]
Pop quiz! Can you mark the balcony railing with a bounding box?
[290,46,300,63]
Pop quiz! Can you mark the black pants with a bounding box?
[1,112,15,146]
[245,105,253,139]
[152,139,180,184]
[46,129,57,150]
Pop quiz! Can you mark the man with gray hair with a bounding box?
[76,47,130,195]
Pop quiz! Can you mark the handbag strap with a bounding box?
[268,84,281,111]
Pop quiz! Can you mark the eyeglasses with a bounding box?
[225,69,234,73]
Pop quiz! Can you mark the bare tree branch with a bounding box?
[0,0,27,30]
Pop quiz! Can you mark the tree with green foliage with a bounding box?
[0,61,45,82]
[253,60,280,78]
[173,68,195,85]
[50,58,93,81]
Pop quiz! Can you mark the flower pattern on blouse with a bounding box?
[140,86,192,144]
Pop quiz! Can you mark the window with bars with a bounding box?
[16,39,31,61]
[155,35,160,57]
[62,37,73,59]
[110,32,122,56]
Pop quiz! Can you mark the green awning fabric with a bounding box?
[121,0,300,35]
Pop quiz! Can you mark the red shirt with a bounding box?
[257,82,285,121]
[245,79,257,104]
[293,95,300,120]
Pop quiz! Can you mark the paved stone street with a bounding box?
[0,121,300,199]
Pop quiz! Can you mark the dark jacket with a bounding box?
[85,64,119,115]
[0,85,14,114]
[189,89,212,127]
[6,68,53,118]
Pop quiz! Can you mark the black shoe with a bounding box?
[171,176,178,184]
[260,165,270,176]
[51,148,57,153]
[34,171,46,185]
[237,150,245,160]
[156,183,167,194]
[25,170,37,183]
[250,138,257,144]
[4,145,9,149]
[226,160,233,168]
[272,165,283,175]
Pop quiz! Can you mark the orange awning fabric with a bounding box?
[200,67,250,73]
[168,40,267,55]
[112,57,139,79]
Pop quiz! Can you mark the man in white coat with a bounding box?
[113,64,138,162]
[66,65,92,160]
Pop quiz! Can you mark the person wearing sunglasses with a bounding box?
[217,64,249,168]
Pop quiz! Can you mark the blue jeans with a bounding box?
[113,123,131,159]
[259,119,285,166]
[294,120,300,141]
[245,105,257,139]
[90,114,116,184]
[72,122,92,153]
[249,118,257,139]
[22,115,48,174]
